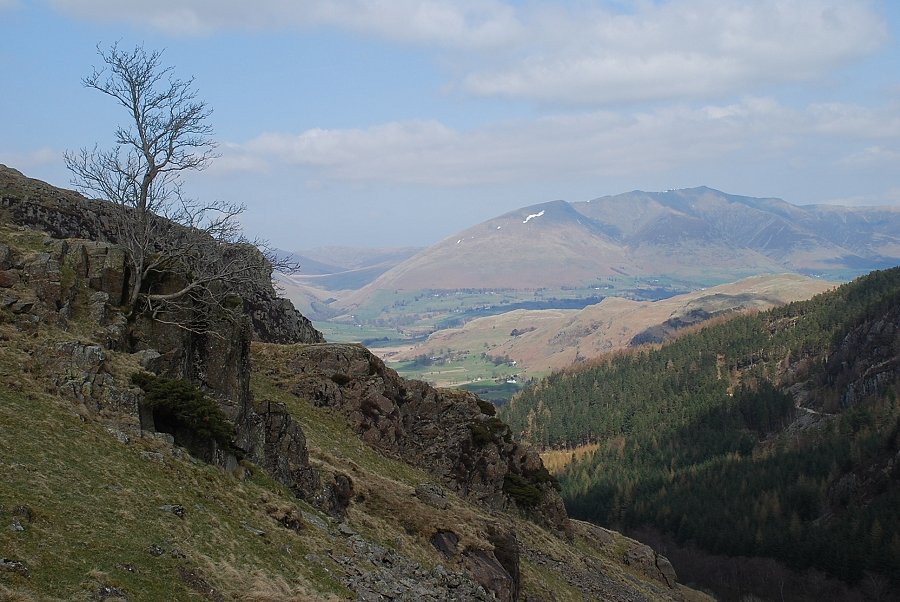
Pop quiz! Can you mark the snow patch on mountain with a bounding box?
[523,210,545,224]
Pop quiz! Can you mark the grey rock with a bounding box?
[93,584,128,600]
[133,349,163,372]
[140,451,164,463]
[158,504,185,518]
[0,243,10,269]
[147,545,164,557]
[416,483,451,509]
[0,558,28,577]
[150,432,175,446]
[301,510,329,532]
[241,523,266,537]
[106,427,130,445]
[337,522,357,537]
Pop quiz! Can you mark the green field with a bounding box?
[315,277,701,401]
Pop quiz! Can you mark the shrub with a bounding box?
[131,372,235,449]
[503,473,543,507]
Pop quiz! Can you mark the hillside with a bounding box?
[387,273,834,378]
[0,165,708,601]
[344,187,900,305]
[501,267,900,600]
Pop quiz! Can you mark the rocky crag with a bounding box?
[0,165,705,601]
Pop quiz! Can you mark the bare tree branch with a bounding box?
[65,44,273,335]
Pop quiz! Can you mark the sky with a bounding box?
[2,1,900,250]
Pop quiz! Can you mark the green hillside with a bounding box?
[501,267,900,596]
[0,169,710,601]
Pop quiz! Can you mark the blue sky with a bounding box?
[2,1,900,250]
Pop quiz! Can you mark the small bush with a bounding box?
[131,372,235,449]
[503,473,543,507]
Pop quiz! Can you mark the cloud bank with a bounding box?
[218,98,900,190]
[51,0,887,105]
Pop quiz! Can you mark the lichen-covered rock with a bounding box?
[265,342,572,536]
[41,340,141,415]
[416,483,451,510]
[0,164,322,346]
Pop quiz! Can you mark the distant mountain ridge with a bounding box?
[347,187,900,300]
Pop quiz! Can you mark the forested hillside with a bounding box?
[501,267,900,595]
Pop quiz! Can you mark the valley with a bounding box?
[276,187,900,404]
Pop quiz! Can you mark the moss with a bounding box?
[470,417,508,445]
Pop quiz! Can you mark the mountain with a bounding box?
[283,246,422,291]
[345,200,632,300]
[573,187,900,274]
[388,273,835,377]
[0,164,707,601]
[346,187,900,304]
[500,267,900,600]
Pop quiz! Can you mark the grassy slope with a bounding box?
[0,221,708,601]
[0,325,705,600]
[0,324,349,601]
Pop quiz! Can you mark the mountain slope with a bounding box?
[501,267,900,599]
[346,188,900,305]
[345,200,633,299]
[574,187,900,272]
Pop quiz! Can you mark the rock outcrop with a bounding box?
[0,164,329,511]
[258,342,572,536]
[0,164,322,346]
[824,302,900,408]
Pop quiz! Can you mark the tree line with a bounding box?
[500,267,900,588]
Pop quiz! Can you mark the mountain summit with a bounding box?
[351,187,900,295]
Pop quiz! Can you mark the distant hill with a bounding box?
[275,246,423,318]
[346,187,900,304]
[282,246,422,291]
[389,273,834,375]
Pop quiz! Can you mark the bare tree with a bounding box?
[65,44,271,330]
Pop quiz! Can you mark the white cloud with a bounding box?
[49,0,886,105]
[838,145,900,167]
[222,97,899,189]
[0,147,59,170]
[49,0,522,46]
[462,0,888,104]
